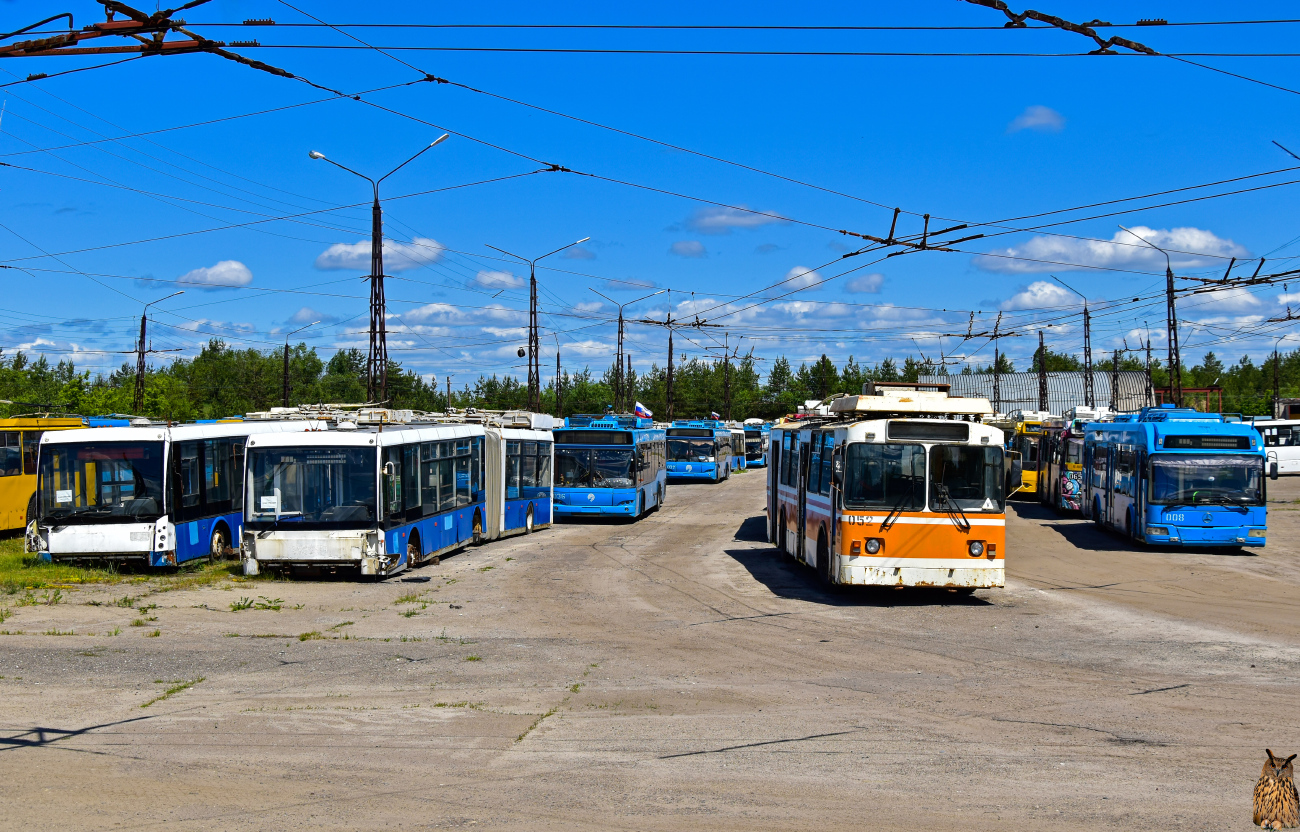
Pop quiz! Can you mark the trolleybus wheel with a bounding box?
[472,511,484,545]
[26,493,36,526]
[407,532,421,568]
[636,493,644,520]
[817,529,832,586]
[655,484,664,511]
[525,505,535,534]
[209,525,228,565]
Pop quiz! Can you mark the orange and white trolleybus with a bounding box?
[767,382,1009,589]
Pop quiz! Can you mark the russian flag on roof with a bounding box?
[634,401,653,419]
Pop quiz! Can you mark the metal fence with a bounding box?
[918,371,1150,414]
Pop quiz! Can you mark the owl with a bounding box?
[1254,749,1299,829]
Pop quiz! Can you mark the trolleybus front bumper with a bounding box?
[834,556,1005,588]
[241,529,393,576]
[1141,525,1266,547]
[31,519,179,566]
[667,464,718,480]
[554,490,639,516]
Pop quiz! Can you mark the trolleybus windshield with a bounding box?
[246,447,378,527]
[668,438,713,462]
[929,445,1004,512]
[843,443,926,511]
[556,448,635,488]
[38,441,166,523]
[1148,453,1263,505]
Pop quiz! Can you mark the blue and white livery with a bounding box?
[241,410,553,577]
[743,419,771,467]
[553,414,666,518]
[30,419,314,566]
[1081,405,1273,547]
[666,419,734,483]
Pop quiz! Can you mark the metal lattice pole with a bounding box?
[367,192,387,403]
[528,265,540,412]
[1037,330,1048,412]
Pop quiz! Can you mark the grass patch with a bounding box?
[464,655,481,662]
[569,683,582,693]
[516,706,559,743]
[0,539,253,596]
[401,608,419,618]
[298,631,324,641]
[114,595,138,608]
[130,618,146,627]
[254,596,283,611]
[141,677,204,708]
[478,566,494,572]
[229,597,254,611]
[107,627,121,636]
[42,628,75,636]
[327,620,354,631]
[0,608,8,625]
[394,592,423,605]
[145,629,161,638]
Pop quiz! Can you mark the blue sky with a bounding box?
[3,0,1300,385]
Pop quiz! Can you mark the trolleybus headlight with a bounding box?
[864,538,882,555]
[1248,529,1267,538]
[968,540,985,557]
[1145,526,1169,537]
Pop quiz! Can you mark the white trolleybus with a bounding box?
[767,381,1012,590]
[28,418,314,567]
[240,410,553,578]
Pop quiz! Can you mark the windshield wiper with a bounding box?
[932,484,972,533]
[880,487,915,532]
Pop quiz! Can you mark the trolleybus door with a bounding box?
[767,436,779,543]
[796,437,811,563]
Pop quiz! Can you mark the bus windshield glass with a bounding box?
[1149,453,1262,505]
[929,445,1004,512]
[1065,440,1083,465]
[668,438,713,462]
[843,443,925,511]
[555,448,635,488]
[38,441,165,523]
[246,447,377,527]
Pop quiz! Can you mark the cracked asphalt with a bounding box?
[1,472,1298,830]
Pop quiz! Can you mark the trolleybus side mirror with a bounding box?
[831,456,843,486]
[1271,461,1279,480]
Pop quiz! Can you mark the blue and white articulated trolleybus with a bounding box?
[666,419,734,483]
[553,414,666,519]
[729,426,747,472]
[767,382,1008,589]
[1081,405,1274,547]
[28,418,314,567]
[742,419,771,467]
[241,410,554,578]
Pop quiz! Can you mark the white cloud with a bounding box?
[675,206,785,235]
[177,260,252,291]
[288,305,338,325]
[1000,280,1079,310]
[670,240,707,258]
[975,226,1249,274]
[472,270,525,290]
[314,236,443,273]
[1008,105,1065,133]
[572,301,603,313]
[845,273,884,294]
[782,266,823,290]
[563,246,596,260]
[1190,287,1261,313]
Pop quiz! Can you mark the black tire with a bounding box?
[407,533,421,568]
[655,484,664,511]
[817,529,833,586]
[525,505,535,534]
[209,524,229,565]
[1093,499,1103,526]
[635,493,644,521]
[26,493,37,526]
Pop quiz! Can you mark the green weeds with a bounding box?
[141,677,204,708]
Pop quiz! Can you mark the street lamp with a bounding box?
[486,236,590,411]
[310,134,449,404]
[282,320,320,408]
[1119,225,1181,406]
[1049,274,1094,408]
[134,290,184,414]
[589,287,665,412]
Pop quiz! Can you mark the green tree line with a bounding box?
[0,340,1296,421]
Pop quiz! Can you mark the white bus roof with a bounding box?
[828,388,993,418]
[41,420,321,445]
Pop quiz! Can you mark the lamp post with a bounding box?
[134,290,184,414]
[282,320,320,408]
[589,287,665,412]
[1049,274,1093,408]
[310,134,448,404]
[1119,226,1181,406]
[486,236,590,411]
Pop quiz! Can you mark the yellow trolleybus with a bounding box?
[0,416,87,531]
[767,382,1011,590]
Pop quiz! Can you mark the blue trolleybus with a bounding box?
[1081,405,1275,547]
[729,426,747,472]
[241,410,553,577]
[666,420,734,483]
[743,420,771,467]
[29,419,313,566]
[553,414,666,519]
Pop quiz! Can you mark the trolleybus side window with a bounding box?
[506,441,522,499]
[809,435,823,494]
[202,438,237,516]
[819,435,834,496]
[844,443,925,510]
[22,431,41,475]
[383,447,403,522]
[0,431,20,477]
[780,433,792,485]
[173,441,202,521]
